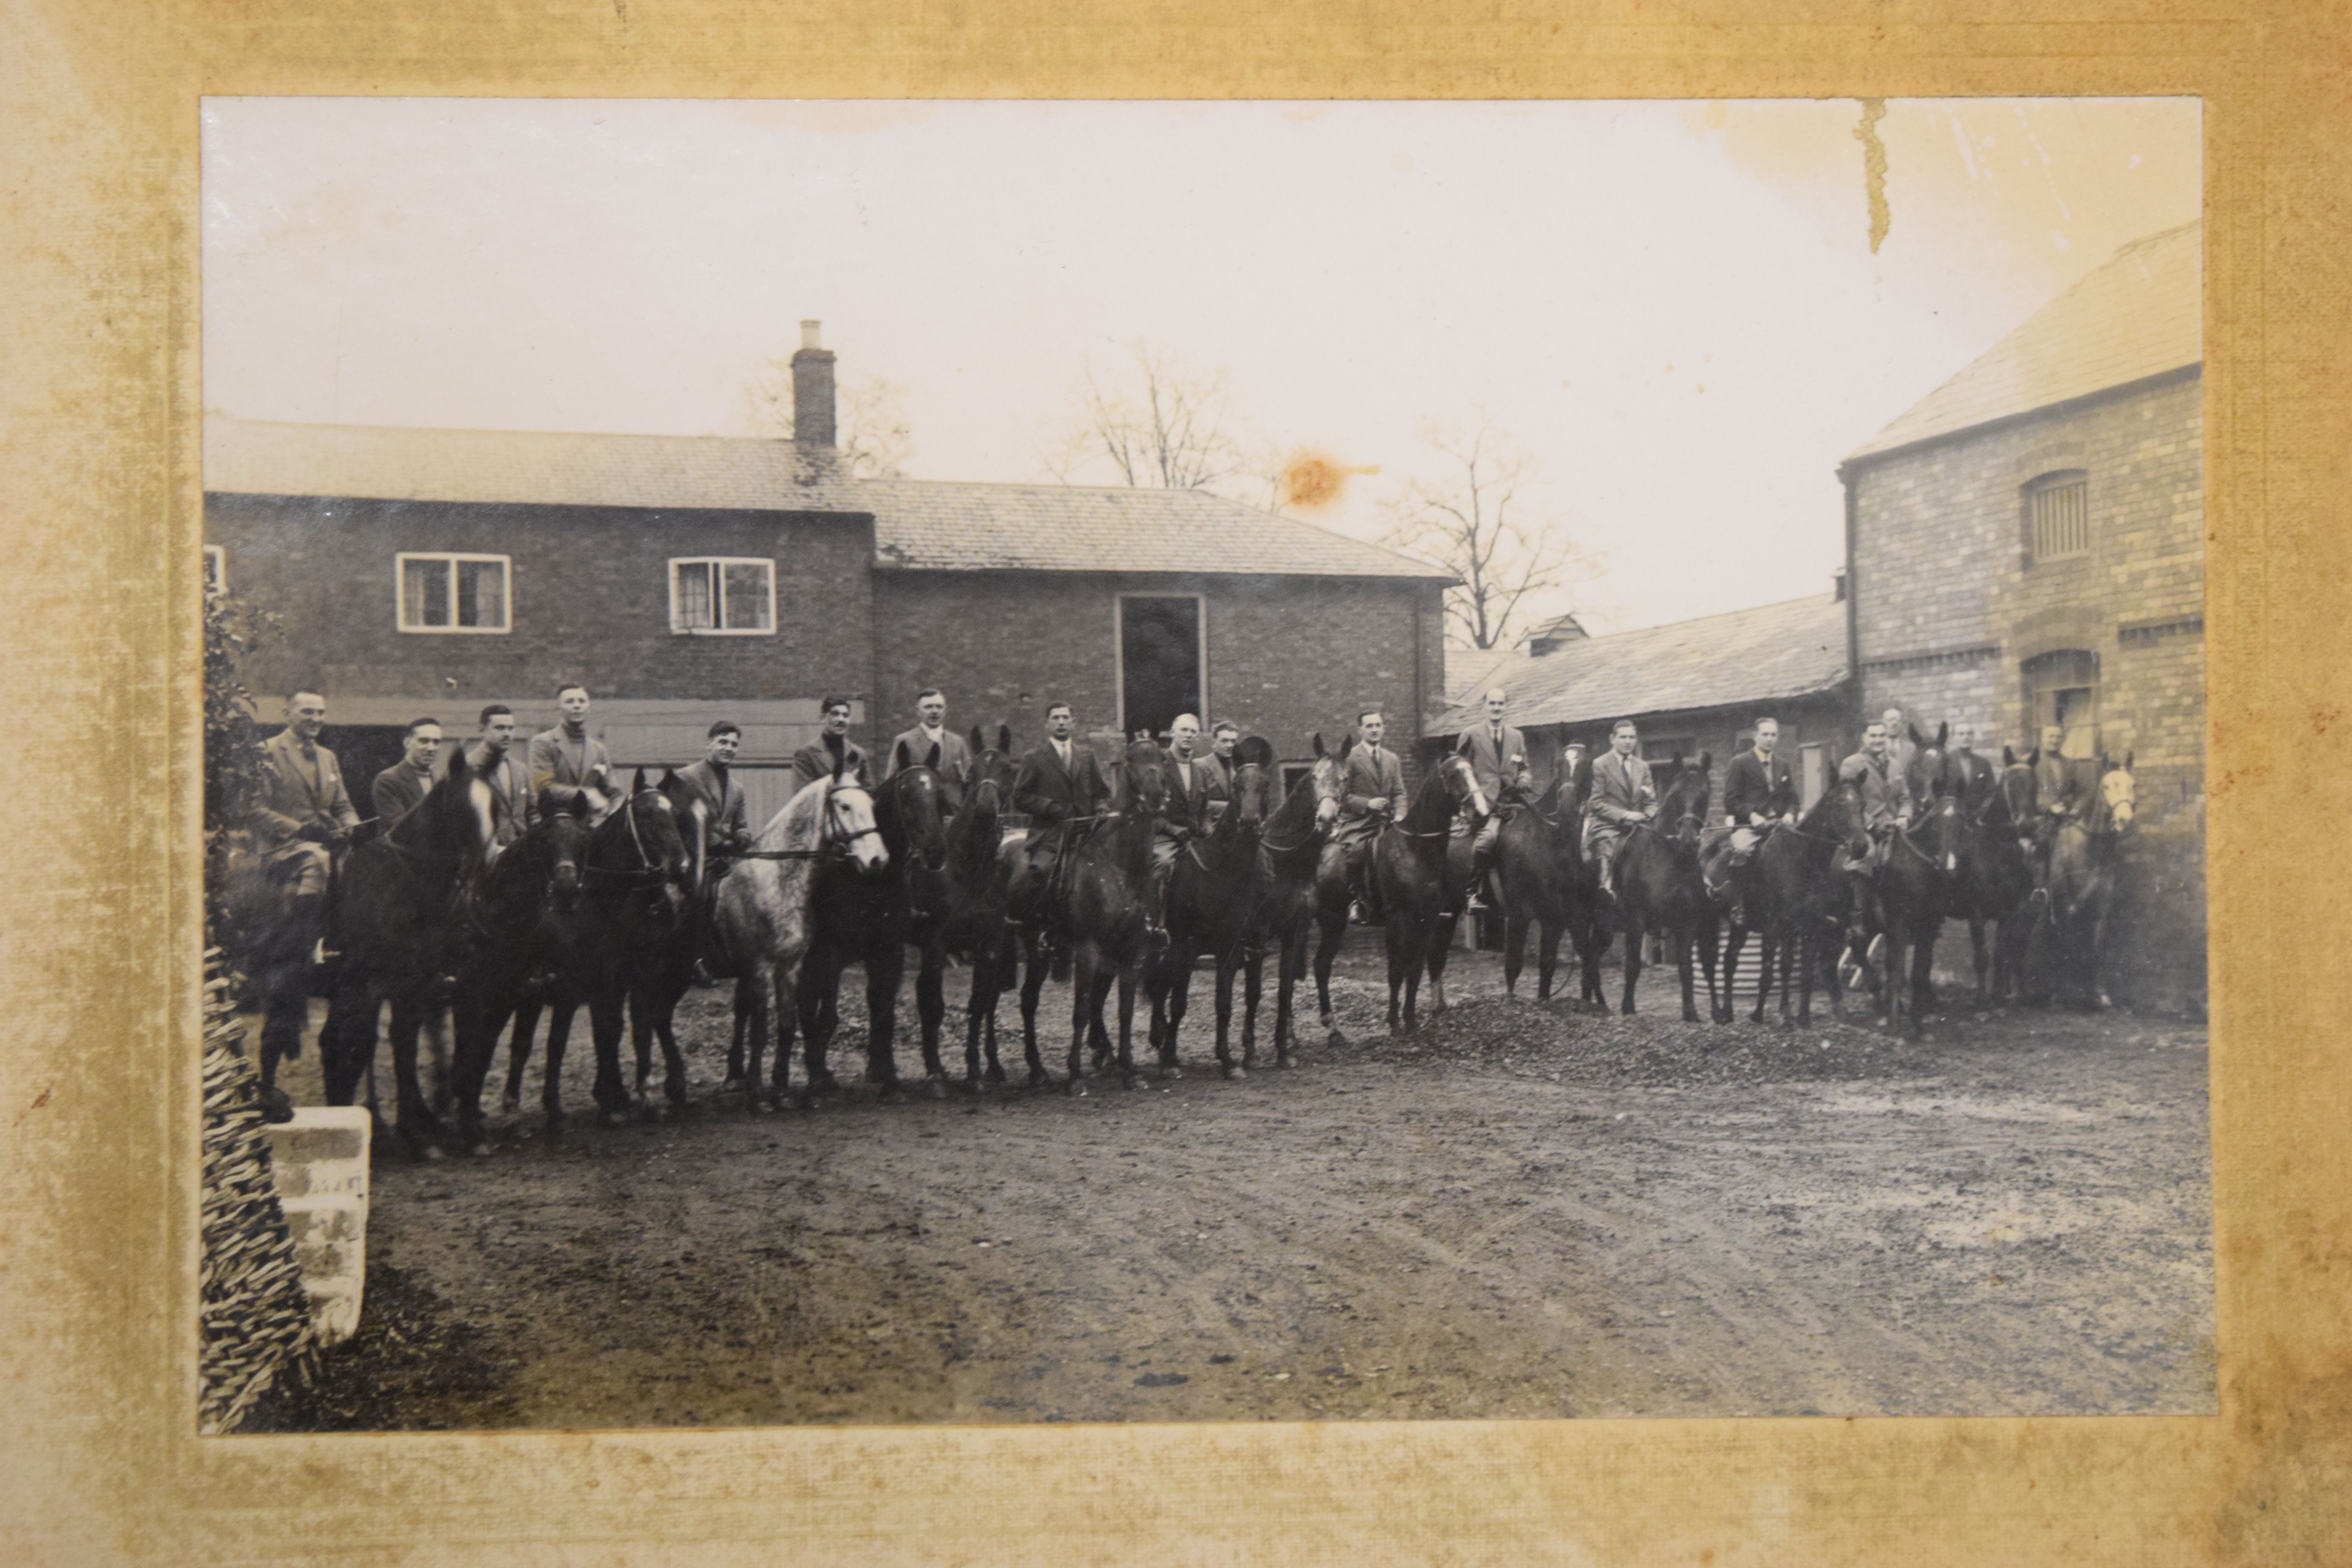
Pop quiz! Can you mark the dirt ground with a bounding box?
[252,926,2214,1429]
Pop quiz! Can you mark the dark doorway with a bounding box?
[320,724,414,824]
[1119,595,1202,740]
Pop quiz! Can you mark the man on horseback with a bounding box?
[886,688,974,803]
[1951,720,1996,802]
[529,682,615,819]
[371,716,443,827]
[2028,722,2078,886]
[1457,688,1533,907]
[1337,709,1405,922]
[1702,715,1796,926]
[792,696,873,790]
[466,704,536,850]
[1203,720,1241,823]
[675,721,753,871]
[1836,719,1911,987]
[1009,700,1111,915]
[1146,713,1224,936]
[1583,719,1658,902]
[252,690,363,1070]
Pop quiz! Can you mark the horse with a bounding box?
[2042,752,2136,1009]
[1951,746,2042,1009]
[1604,754,1720,1021]
[1299,735,1366,1041]
[1862,724,1965,1034]
[797,756,951,1101]
[1239,738,1343,1064]
[714,770,887,1109]
[1146,744,1276,1080]
[907,727,1021,1095]
[316,745,501,1157]
[441,795,591,1154]
[1038,736,1167,1090]
[608,767,734,1123]
[546,773,693,1127]
[1368,751,1489,1033]
[1717,772,1868,1027]
[1494,759,1608,1007]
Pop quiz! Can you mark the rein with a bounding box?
[583,791,675,891]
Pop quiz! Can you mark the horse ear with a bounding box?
[926,741,941,771]
[2003,745,2016,767]
[1671,750,1684,768]
[2124,750,2134,770]
[891,738,911,772]
[1698,749,1711,772]
[1312,731,1327,759]
[630,767,648,793]
[445,743,472,782]
[997,724,1012,753]
[1936,720,1949,749]
[968,724,985,755]
[660,765,679,788]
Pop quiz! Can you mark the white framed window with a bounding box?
[202,544,226,593]
[2025,471,2090,563]
[669,557,777,635]
[396,552,512,633]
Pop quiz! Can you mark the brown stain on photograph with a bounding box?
[1279,450,1379,511]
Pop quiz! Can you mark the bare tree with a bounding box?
[1046,342,1256,493]
[743,366,915,479]
[1382,412,1589,651]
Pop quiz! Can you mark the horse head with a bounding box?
[1998,755,2038,829]
[402,736,496,864]
[1120,736,1168,817]
[2096,753,2137,834]
[1662,752,1711,850]
[655,769,713,902]
[1440,750,1490,823]
[537,790,591,902]
[1306,733,1345,829]
[1227,758,1274,836]
[881,761,951,872]
[823,779,889,874]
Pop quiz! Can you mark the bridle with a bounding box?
[584,789,681,891]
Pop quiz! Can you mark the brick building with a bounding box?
[1437,590,1856,818]
[1840,220,2205,1010]
[203,327,1450,824]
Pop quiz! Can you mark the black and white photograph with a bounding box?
[193,96,2210,1433]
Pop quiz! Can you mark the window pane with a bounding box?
[722,562,771,630]
[403,558,450,626]
[2032,479,2088,559]
[675,562,716,629]
[456,558,506,628]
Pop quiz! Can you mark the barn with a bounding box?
[1840,220,2205,1010]
[202,327,1452,822]
[1435,590,1857,819]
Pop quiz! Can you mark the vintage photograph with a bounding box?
[193,96,2209,1432]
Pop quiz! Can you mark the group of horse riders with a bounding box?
[253,671,2096,1044]
[1426,686,2103,987]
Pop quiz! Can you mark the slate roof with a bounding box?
[1436,592,1849,733]
[202,417,1448,581]
[1846,220,2202,463]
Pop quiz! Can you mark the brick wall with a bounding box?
[869,570,1445,764]
[205,493,875,710]
[1848,368,2206,1010]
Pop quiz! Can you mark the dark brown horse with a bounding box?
[1369,751,1489,1033]
[1864,724,1965,1034]
[1495,760,1607,1007]
[1606,754,1721,1021]
[443,795,590,1153]
[1717,772,1868,1027]
[1146,746,1276,1079]
[546,775,694,1127]
[909,727,1022,1095]
[1046,737,1166,1089]
[1237,740,1343,1068]
[1952,747,2042,1009]
[318,745,500,1156]
[798,758,951,1100]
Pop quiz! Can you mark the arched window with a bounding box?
[2022,470,2090,564]
[2022,648,2100,757]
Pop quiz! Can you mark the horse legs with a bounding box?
[1967,917,1991,1011]
[1383,916,1407,1034]
[1065,946,1097,1089]
[1698,917,1726,1025]
[1114,960,1142,1090]
[1673,924,1701,1024]
[1503,909,1529,998]
[447,987,511,1157]
[1425,913,1459,1017]
[915,941,950,1092]
[1159,945,1194,1078]
[588,987,633,1126]
[1620,910,1645,1015]
[1536,921,1564,1002]
[867,940,909,1100]
[1212,949,1243,1080]
[1018,929,1053,1088]
[501,998,542,1116]
[385,988,443,1158]
[1313,900,1350,1033]
[798,947,844,1100]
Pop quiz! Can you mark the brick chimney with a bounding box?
[791,319,836,450]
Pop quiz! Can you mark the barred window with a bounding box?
[2026,472,2089,562]
[396,552,511,633]
[669,557,775,635]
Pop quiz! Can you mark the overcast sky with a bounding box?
[201,97,2199,635]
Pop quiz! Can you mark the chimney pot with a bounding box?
[799,319,822,350]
